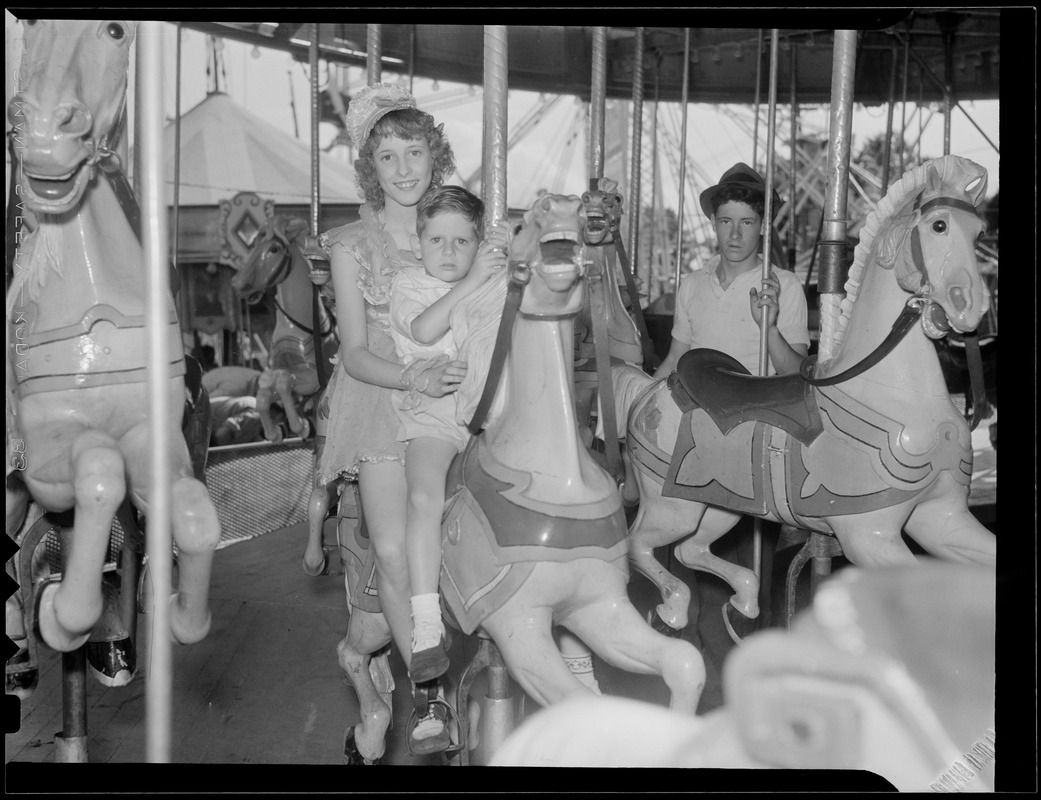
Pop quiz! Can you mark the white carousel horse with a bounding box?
[334,193,706,765]
[611,155,996,635]
[231,214,339,576]
[491,561,996,791]
[6,20,219,656]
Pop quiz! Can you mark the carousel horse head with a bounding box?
[866,155,989,338]
[8,20,137,214]
[233,215,310,304]
[508,192,588,315]
[580,177,624,246]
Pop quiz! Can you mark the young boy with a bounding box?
[389,186,508,684]
[653,163,810,711]
[654,162,809,379]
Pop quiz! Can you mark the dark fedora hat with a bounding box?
[699,162,781,220]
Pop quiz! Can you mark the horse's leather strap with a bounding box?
[962,332,990,431]
[802,300,924,387]
[610,223,658,370]
[467,275,526,435]
[587,258,624,479]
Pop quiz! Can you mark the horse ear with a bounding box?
[875,211,917,271]
[925,164,943,196]
[283,216,309,241]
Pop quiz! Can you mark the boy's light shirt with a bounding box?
[672,254,809,376]
[389,265,457,365]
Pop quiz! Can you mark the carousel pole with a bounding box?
[367,24,382,85]
[882,43,899,190]
[478,25,514,763]
[308,24,327,391]
[138,20,174,764]
[899,34,910,176]
[752,29,781,585]
[816,31,857,366]
[672,28,690,302]
[649,59,661,301]
[788,39,798,271]
[752,30,763,169]
[588,27,606,185]
[627,27,645,290]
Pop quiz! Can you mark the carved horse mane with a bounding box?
[818,155,988,364]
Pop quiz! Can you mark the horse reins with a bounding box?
[466,270,527,436]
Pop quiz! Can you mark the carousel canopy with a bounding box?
[178,13,1006,106]
[150,90,363,207]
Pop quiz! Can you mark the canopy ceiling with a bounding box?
[177,12,1005,106]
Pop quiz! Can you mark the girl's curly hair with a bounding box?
[354,108,456,210]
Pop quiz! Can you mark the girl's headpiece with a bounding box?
[345,83,418,151]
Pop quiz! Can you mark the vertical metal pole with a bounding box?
[482,26,509,225]
[409,24,416,94]
[139,20,173,764]
[882,44,898,189]
[758,31,779,380]
[589,27,608,185]
[367,25,382,85]
[753,29,781,583]
[788,40,798,271]
[627,28,645,284]
[941,26,954,155]
[817,30,858,365]
[899,35,910,176]
[310,25,321,238]
[172,25,182,292]
[752,30,763,169]
[650,64,661,303]
[672,28,690,299]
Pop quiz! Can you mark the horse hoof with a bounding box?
[87,638,137,687]
[722,603,758,646]
[343,726,381,766]
[34,580,90,653]
[169,593,212,645]
[647,609,683,638]
[302,547,330,577]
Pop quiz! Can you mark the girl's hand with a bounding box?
[749,270,781,329]
[421,359,468,397]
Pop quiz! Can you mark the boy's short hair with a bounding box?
[416,185,485,237]
[711,184,765,220]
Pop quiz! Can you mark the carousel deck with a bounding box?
[4,409,997,783]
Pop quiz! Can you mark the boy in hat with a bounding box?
[652,162,810,712]
[653,162,809,379]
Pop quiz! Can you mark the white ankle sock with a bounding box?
[410,593,444,651]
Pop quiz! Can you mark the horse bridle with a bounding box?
[803,192,989,430]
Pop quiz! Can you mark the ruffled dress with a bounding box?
[317,205,420,484]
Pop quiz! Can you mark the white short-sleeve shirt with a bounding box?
[389,265,456,364]
[671,255,809,376]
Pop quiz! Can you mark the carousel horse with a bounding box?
[232,214,339,576]
[573,180,644,456]
[334,193,705,765]
[6,20,219,658]
[491,560,996,792]
[611,155,997,637]
[232,214,338,444]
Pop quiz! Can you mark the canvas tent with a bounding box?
[158,91,362,266]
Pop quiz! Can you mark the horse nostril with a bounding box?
[948,285,968,313]
[57,102,92,136]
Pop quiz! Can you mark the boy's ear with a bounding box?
[409,233,422,260]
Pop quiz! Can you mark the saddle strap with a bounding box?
[467,275,526,435]
[802,300,923,387]
[610,225,658,370]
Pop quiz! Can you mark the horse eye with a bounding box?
[105,22,126,40]
[931,219,947,234]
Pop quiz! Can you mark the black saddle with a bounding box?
[668,348,823,446]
